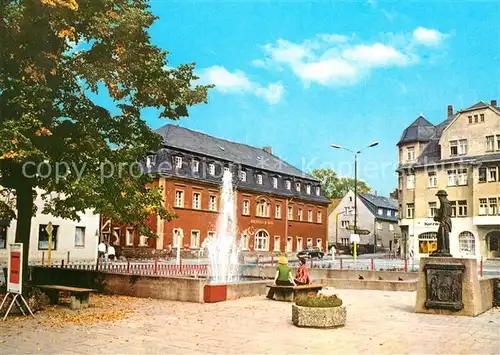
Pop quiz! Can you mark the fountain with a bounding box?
[205,170,241,284]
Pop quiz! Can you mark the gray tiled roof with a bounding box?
[397,115,437,146]
[358,193,398,222]
[154,124,317,181]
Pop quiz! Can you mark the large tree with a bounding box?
[0,0,211,282]
[310,168,371,200]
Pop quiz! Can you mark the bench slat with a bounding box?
[37,285,97,293]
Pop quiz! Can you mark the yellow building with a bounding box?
[397,101,500,261]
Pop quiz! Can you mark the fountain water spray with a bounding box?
[205,170,241,284]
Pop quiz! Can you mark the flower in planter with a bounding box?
[295,293,343,308]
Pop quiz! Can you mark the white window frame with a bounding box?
[458,139,467,155]
[174,156,183,169]
[288,206,293,220]
[407,146,415,161]
[428,202,437,218]
[479,198,487,216]
[306,238,313,247]
[272,177,278,188]
[389,224,394,232]
[240,234,249,250]
[192,192,201,210]
[488,198,498,215]
[190,230,200,248]
[173,229,182,248]
[428,172,437,188]
[239,170,247,182]
[450,140,458,156]
[406,203,415,219]
[378,208,383,215]
[486,135,495,151]
[275,204,282,219]
[254,231,269,251]
[126,228,134,246]
[286,237,293,252]
[307,210,313,222]
[146,155,156,168]
[209,195,217,211]
[448,170,457,186]
[306,185,311,194]
[376,222,382,230]
[315,186,320,196]
[487,167,497,182]
[175,190,184,208]
[316,238,322,249]
[457,200,468,217]
[295,182,301,192]
[274,236,280,252]
[243,200,250,215]
[297,208,303,221]
[317,211,322,223]
[457,169,467,186]
[208,163,215,176]
[407,174,415,189]
[256,200,270,218]
[256,174,263,185]
[296,237,303,251]
[192,159,199,173]
[285,180,291,190]
[386,210,391,217]
[75,226,85,247]
[459,231,476,256]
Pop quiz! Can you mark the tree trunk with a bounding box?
[14,183,34,288]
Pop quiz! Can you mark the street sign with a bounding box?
[7,243,22,294]
[356,229,371,235]
[350,234,360,243]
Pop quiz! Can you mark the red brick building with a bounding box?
[102,124,330,254]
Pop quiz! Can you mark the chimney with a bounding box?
[447,105,453,117]
[263,146,273,154]
[491,100,497,107]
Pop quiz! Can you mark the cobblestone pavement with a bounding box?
[0,289,498,354]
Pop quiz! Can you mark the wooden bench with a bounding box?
[37,285,97,310]
[266,284,323,302]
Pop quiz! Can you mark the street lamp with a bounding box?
[331,141,379,261]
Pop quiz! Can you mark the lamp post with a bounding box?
[331,141,379,262]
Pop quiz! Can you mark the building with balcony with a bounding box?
[397,101,500,260]
[104,124,330,255]
[328,190,400,253]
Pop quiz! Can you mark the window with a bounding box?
[316,238,322,249]
[307,238,313,247]
[407,146,415,161]
[224,166,230,174]
[173,229,181,247]
[0,226,7,249]
[386,210,391,217]
[275,204,282,219]
[146,155,156,168]
[240,234,249,250]
[285,180,291,190]
[209,195,217,211]
[457,169,468,186]
[192,159,199,173]
[239,170,247,182]
[256,174,263,185]
[341,220,350,228]
[376,222,382,230]
[297,208,303,221]
[349,196,353,202]
[487,136,495,151]
[272,177,278,188]
[480,114,485,122]
[489,198,498,215]
[297,237,303,251]
[378,208,383,215]
[315,186,320,196]
[307,210,313,222]
[75,227,85,247]
[448,170,457,186]
[192,192,201,209]
[288,206,293,220]
[126,228,134,246]
[488,167,497,182]
[457,200,467,217]
[175,190,184,207]
[139,235,148,247]
[479,198,488,215]
[474,115,478,123]
[208,163,215,176]
[406,203,414,219]
[242,200,250,215]
[174,156,183,169]
[38,224,59,250]
[468,115,472,124]
[274,236,280,252]
[306,185,311,194]
[317,211,322,223]
[459,231,476,256]
[286,237,293,252]
[497,135,500,150]
[407,174,415,189]
[295,182,301,192]
[450,140,458,156]
[458,139,467,155]
[254,230,269,251]
[428,202,437,217]
[190,230,200,248]
[208,231,216,239]
[389,224,394,232]
[418,232,438,254]
[479,167,487,183]
[256,199,270,217]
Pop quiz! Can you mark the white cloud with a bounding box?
[342,43,409,67]
[317,34,350,44]
[412,27,447,46]
[198,66,284,104]
[294,59,360,86]
[251,59,268,69]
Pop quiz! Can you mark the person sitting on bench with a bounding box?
[266,255,296,299]
[294,256,311,285]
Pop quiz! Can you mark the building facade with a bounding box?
[0,189,100,264]
[107,124,330,255]
[328,190,400,253]
[397,101,500,261]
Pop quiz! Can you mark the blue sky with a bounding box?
[142,0,500,196]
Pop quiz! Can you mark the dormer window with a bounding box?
[224,166,230,174]
[378,208,383,215]
[272,177,278,188]
[239,170,247,182]
[192,159,199,173]
[256,174,263,185]
[285,180,291,190]
[407,147,415,161]
[295,182,301,192]
[315,187,320,196]
[146,155,156,168]
[306,185,311,194]
[174,156,183,169]
[208,163,215,176]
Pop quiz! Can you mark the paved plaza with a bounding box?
[0,289,498,354]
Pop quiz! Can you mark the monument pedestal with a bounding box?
[415,257,489,317]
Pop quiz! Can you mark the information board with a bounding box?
[7,243,23,294]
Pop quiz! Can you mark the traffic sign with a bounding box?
[350,234,360,243]
[356,229,371,235]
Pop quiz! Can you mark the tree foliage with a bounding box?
[310,168,371,200]
[0,0,211,276]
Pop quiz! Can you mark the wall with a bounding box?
[321,278,417,292]
[0,191,99,264]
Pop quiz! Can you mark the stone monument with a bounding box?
[414,189,493,316]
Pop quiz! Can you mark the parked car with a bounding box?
[297,247,324,259]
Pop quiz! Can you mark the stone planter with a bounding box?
[203,284,227,303]
[292,304,346,328]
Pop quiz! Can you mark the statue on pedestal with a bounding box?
[430,190,452,257]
